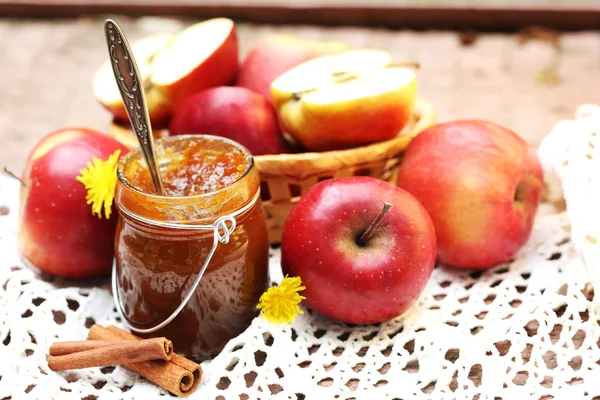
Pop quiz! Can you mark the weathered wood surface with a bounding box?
[1,17,600,175]
[4,0,600,30]
[2,1,600,31]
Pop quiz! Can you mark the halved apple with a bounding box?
[271,49,417,152]
[92,33,173,129]
[149,18,239,110]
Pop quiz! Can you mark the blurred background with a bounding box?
[1,0,599,174]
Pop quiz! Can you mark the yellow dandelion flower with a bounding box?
[257,275,306,324]
[76,150,121,219]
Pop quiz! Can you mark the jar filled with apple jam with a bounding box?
[113,135,269,357]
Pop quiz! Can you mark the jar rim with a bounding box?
[117,134,255,201]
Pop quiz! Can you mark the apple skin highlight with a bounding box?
[281,177,436,325]
[397,120,544,270]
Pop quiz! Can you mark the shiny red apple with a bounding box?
[18,128,129,279]
[281,177,436,324]
[396,120,544,270]
[169,86,290,155]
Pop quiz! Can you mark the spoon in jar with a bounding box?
[103,19,166,195]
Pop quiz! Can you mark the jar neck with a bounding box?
[115,165,261,227]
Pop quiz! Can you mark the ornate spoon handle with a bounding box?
[103,19,165,195]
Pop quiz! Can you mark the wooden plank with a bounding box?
[3,0,600,6]
[2,1,600,31]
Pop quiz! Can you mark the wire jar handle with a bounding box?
[111,191,260,334]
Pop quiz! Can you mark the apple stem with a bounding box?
[389,61,421,69]
[2,166,25,187]
[357,202,393,246]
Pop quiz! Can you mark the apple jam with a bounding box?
[114,135,269,357]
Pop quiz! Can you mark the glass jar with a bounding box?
[113,135,269,357]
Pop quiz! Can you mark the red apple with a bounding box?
[18,128,129,280]
[169,86,291,156]
[149,18,239,110]
[235,34,350,103]
[396,120,544,270]
[281,177,436,324]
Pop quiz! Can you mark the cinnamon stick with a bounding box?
[47,337,173,371]
[88,325,202,397]
[106,325,201,377]
[49,340,124,356]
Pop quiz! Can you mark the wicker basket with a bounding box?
[108,97,436,243]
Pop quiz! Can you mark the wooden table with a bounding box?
[1,16,599,174]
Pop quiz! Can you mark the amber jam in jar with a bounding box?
[114,135,269,357]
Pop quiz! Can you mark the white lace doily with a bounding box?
[539,104,600,310]
[2,108,600,399]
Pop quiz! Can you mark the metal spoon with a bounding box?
[103,19,165,195]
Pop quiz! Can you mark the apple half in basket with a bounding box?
[271,49,417,152]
